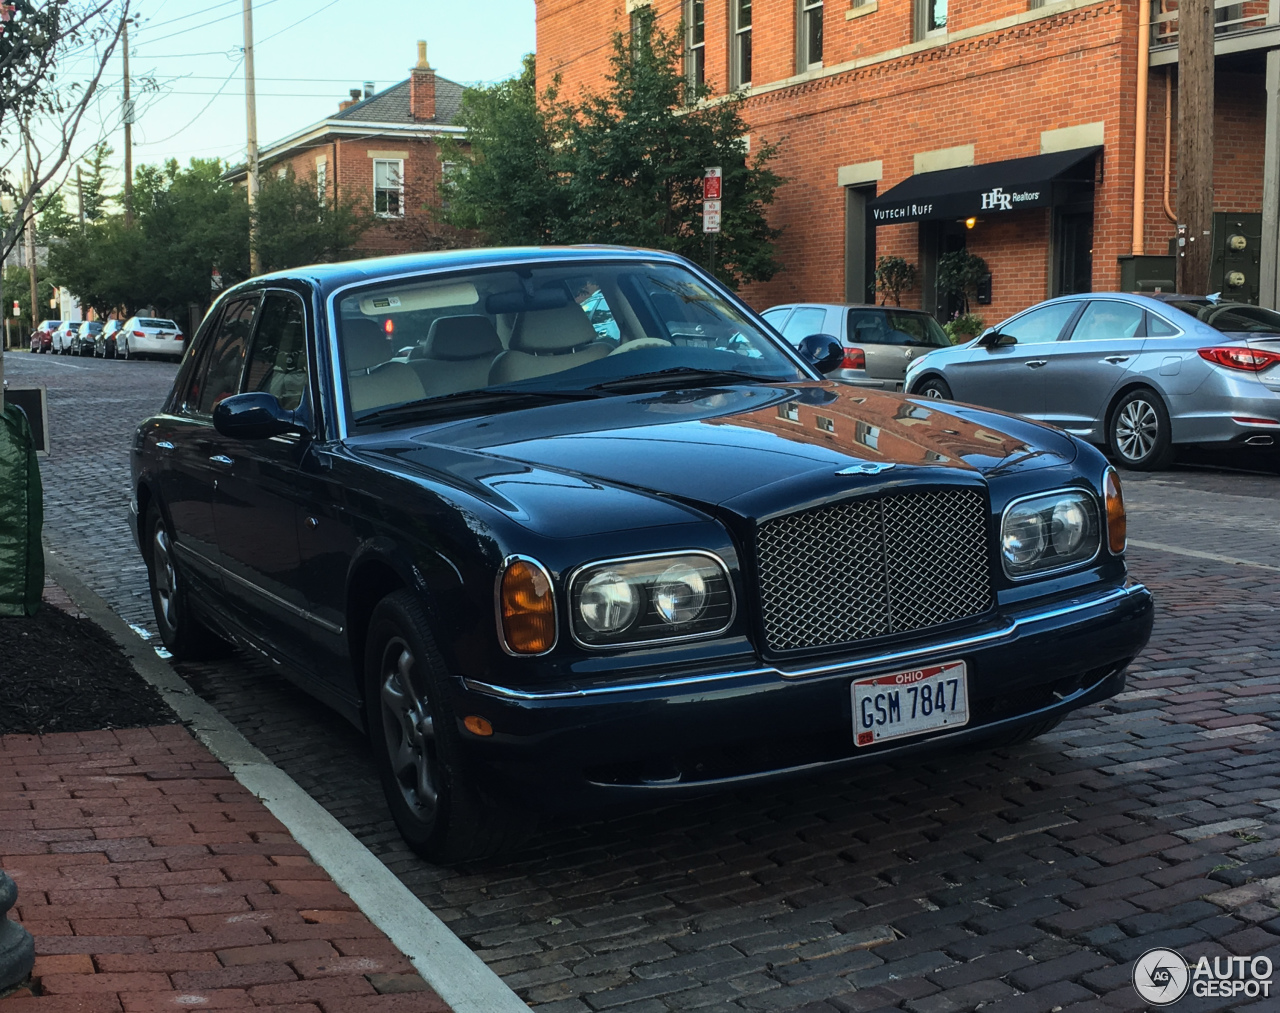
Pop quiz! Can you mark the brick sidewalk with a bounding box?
[0,726,451,1012]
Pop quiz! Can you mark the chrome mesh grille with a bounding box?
[756,489,994,652]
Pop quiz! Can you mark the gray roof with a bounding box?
[333,74,463,125]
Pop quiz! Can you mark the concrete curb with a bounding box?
[43,544,530,1013]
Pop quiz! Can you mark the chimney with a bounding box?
[338,87,362,112]
[363,81,375,99]
[409,40,435,121]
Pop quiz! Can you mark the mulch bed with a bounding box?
[0,603,175,735]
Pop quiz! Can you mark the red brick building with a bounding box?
[229,41,466,257]
[535,0,1280,321]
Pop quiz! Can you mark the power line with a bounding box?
[134,57,244,146]
[132,0,286,49]
[254,0,341,46]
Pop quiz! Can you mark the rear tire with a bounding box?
[1108,388,1174,471]
[915,376,953,400]
[145,504,228,660]
[119,338,130,360]
[364,590,526,864]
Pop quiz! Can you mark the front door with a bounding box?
[1040,299,1145,439]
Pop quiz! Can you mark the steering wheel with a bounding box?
[609,337,673,355]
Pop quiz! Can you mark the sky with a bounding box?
[38,0,536,197]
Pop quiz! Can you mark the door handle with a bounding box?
[1105,355,1131,364]
[209,455,234,467]
[1025,360,1048,368]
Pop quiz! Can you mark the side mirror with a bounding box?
[213,392,304,440]
[981,330,1017,348]
[796,333,845,374]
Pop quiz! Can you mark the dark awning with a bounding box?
[866,146,1101,225]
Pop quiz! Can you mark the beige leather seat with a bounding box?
[263,320,309,410]
[409,315,503,397]
[487,304,612,385]
[344,319,426,413]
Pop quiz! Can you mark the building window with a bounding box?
[799,0,823,71]
[315,157,327,200]
[731,0,752,90]
[373,158,404,217]
[915,0,946,38]
[685,0,705,94]
[441,160,461,210]
[276,165,288,180]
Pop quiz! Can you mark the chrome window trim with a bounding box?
[324,254,820,442]
[999,487,1102,581]
[494,554,559,657]
[565,549,736,650]
[462,581,1149,700]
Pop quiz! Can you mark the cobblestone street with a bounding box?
[10,350,1280,1013]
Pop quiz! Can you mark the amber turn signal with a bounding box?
[464,715,494,737]
[1104,467,1126,554]
[499,557,556,654]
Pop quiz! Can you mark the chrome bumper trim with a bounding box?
[462,582,1150,701]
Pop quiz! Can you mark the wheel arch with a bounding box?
[1104,380,1170,436]
[909,370,950,395]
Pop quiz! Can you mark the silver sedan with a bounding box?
[904,293,1280,470]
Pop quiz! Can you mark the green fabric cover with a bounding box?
[0,402,44,616]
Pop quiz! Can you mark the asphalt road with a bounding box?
[9,348,1280,1013]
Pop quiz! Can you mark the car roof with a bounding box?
[764,303,934,314]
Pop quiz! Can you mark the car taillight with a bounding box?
[175,333,184,341]
[133,330,146,338]
[1198,346,1280,372]
[842,347,866,370]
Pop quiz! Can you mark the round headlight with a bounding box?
[1050,499,1088,555]
[653,563,708,625]
[1002,508,1046,569]
[579,571,638,634]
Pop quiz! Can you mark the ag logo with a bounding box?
[836,462,896,476]
[1133,948,1190,1005]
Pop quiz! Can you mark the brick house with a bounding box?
[535,0,1279,321]
[228,41,467,257]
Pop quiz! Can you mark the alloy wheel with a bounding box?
[924,387,944,399]
[152,524,178,629]
[1115,398,1159,462]
[379,639,438,820]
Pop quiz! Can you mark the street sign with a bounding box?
[703,199,722,234]
[11,301,18,318]
[703,166,722,200]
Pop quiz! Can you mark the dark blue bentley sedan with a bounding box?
[131,247,1153,862]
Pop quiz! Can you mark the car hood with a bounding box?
[355,383,1077,525]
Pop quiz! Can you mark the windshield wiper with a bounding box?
[354,386,602,425]
[585,367,787,394]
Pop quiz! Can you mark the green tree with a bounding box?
[252,167,372,273]
[936,249,989,316]
[443,10,785,289]
[79,141,115,222]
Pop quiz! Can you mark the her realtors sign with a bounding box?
[870,185,1045,224]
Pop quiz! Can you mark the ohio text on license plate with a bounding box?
[852,661,969,747]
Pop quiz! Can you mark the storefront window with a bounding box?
[732,0,753,90]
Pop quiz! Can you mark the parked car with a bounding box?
[29,319,59,353]
[762,303,952,390]
[119,316,185,361]
[94,320,125,358]
[131,247,1152,862]
[905,293,1280,471]
[71,320,103,356]
[50,321,80,354]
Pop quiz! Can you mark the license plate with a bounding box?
[852,661,969,747]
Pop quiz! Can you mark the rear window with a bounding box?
[847,309,951,348]
[140,318,178,329]
[1201,304,1280,334]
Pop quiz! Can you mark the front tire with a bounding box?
[145,504,226,660]
[916,376,953,400]
[364,590,522,864]
[119,338,130,360]
[1109,388,1174,471]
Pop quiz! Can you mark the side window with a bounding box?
[243,292,310,412]
[781,306,827,341]
[761,308,791,331]
[1003,303,1078,344]
[1146,312,1180,338]
[1068,301,1145,342]
[194,298,258,416]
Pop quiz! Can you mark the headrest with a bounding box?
[344,317,393,371]
[510,303,599,353]
[420,315,503,361]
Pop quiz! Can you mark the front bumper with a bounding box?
[456,580,1153,807]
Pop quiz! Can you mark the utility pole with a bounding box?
[123,18,134,227]
[77,167,86,231]
[1176,0,1214,294]
[24,136,38,343]
[243,0,261,275]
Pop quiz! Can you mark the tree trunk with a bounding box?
[1176,0,1215,294]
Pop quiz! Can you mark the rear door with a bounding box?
[950,301,1082,418]
[1040,299,1146,439]
[779,306,830,345]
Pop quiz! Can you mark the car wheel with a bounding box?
[916,377,953,400]
[119,338,130,360]
[145,504,227,660]
[1109,388,1174,471]
[364,590,524,864]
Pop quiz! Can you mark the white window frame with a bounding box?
[731,0,752,90]
[315,156,327,200]
[798,0,823,72]
[373,158,405,218]
[915,0,947,39]
[685,0,705,95]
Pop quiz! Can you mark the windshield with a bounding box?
[337,261,808,421]
[847,308,951,348]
